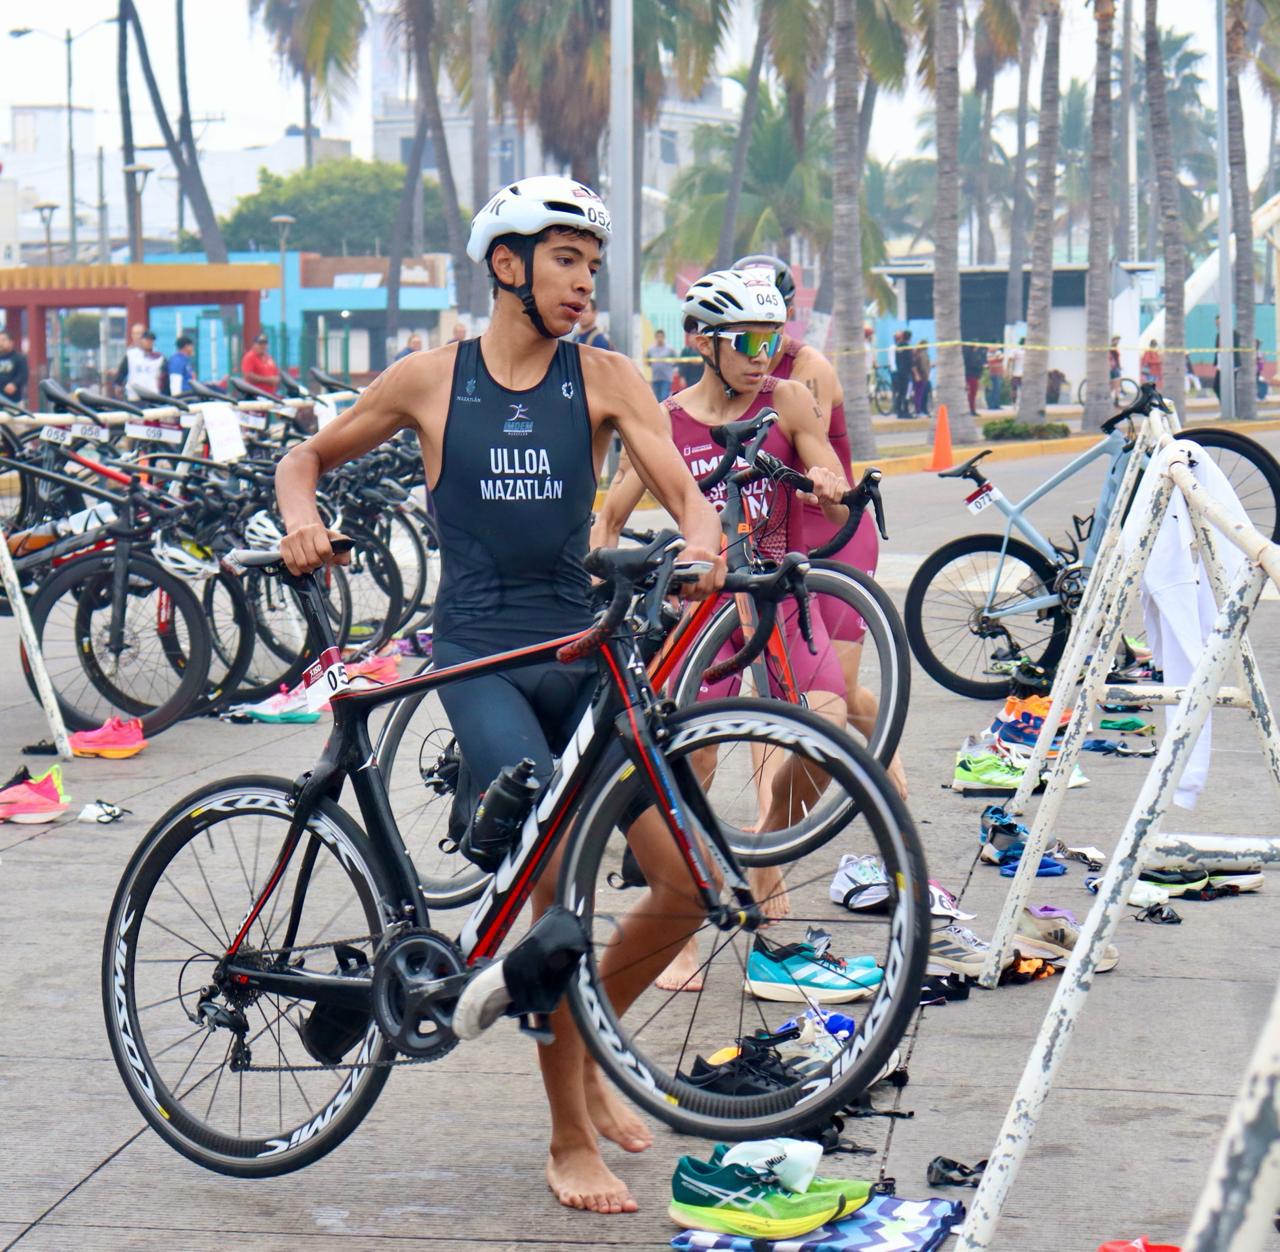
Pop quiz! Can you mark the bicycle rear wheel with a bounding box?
[1179,426,1280,542]
[904,533,1069,699]
[102,777,395,1177]
[560,698,929,1141]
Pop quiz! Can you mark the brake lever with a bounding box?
[787,566,817,656]
[868,478,889,541]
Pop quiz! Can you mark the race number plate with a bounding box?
[964,483,1002,515]
[70,421,110,442]
[125,420,184,445]
[239,412,268,431]
[303,645,350,710]
[39,425,72,446]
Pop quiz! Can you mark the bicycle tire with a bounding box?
[337,521,404,655]
[1078,376,1139,406]
[189,569,257,716]
[102,776,395,1177]
[400,507,441,638]
[904,532,1069,699]
[1179,426,1280,542]
[373,508,428,634]
[0,421,29,529]
[560,698,929,1141]
[22,552,213,733]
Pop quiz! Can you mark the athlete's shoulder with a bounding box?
[791,342,837,381]
[770,376,815,409]
[577,341,647,405]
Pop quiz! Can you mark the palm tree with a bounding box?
[469,0,490,319]
[934,0,972,439]
[1226,0,1256,419]
[1056,79,1089,262]
[1082,0,1115,429]
[1004,0,1040,326]
[972,0,1020,264]
[1144,0,1186,417]
[116,2,140,260]
[1017,0,1062,424]
[1112,0,1135,261]
[250,0,367,170]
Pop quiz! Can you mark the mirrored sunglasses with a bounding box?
[711,330,782,359]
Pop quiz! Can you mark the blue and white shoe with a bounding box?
[744,935,883,1004]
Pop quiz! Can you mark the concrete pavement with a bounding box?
[3,437,1280,1250]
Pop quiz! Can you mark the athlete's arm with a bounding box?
[275,350,442,574]
[791,347,842,429]
[772,379,849,524]
[589,449,647,549]
[583,352,723,597]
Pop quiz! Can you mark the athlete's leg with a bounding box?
[833,638,908,800]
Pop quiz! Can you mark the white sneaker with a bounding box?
[1016,906,1118,972]
[928,922,1011,978]
[829,854,890,912]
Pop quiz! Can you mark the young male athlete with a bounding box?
[275,176,724,1215]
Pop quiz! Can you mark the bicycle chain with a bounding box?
[221,931,449,1075]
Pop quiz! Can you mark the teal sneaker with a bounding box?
[744,935,883,1004]
[708,1142,873,1212]
[670,1153,849,1239]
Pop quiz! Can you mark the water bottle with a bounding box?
[462,758,540,872]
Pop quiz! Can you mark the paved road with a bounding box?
[3,436,1280,1250]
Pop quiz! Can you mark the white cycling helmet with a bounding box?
[244,509,285,551]
[732,253,797,305]
[682,269,788,332]
[153,536,219,582]
[467,176,611,339]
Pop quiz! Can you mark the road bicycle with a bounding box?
[1076,375,1139,406]
[103,530,929,1176]
[376,410,911,908]
[868,364,894,416]
[904,383,1280,698]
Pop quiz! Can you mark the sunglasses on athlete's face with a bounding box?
[710,330,782,360]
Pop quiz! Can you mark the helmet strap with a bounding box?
[489,236,556,339]
[705,336,739,399]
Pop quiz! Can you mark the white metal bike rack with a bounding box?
[958,425,1280,1249]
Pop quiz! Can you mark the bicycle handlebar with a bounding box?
[695,410,779,491]
[1100,381,1172,433]
[809,468,889,557]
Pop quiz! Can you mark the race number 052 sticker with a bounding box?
[303,646,350,710]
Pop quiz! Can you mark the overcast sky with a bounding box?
[1,1,1270,195]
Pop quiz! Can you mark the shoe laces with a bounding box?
[940,922,988,950]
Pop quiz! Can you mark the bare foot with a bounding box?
[546,1143,638,1213]
[654,937,704,992]
[749,864,791,921]
[886,753,908,801]
[584,1068,654,1153]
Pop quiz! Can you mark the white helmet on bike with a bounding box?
[468,176,612,339]
[153,536,218,582]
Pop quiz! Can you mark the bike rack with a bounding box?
[959,416,1280,1249]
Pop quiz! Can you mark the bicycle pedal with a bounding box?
[517,1012,555,1045]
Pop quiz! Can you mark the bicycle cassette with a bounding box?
[370,928,467,1060]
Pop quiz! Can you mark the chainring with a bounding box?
[370,927,464,1060]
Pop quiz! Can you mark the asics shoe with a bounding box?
[70,716,149,759]
[228,683,321,724]
[744,935,882,1003]
[829,853,890,913]
[929,922,1012,978]
[952,752,1025,793]
[670,1153,850,1239]
[710,1141,874,1213]
[1015,904,1118,972]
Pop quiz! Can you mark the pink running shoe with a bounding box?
[70,716,149,759]
[0,770,69,823]
[345,655,401,686]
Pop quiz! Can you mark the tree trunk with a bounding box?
[833,0,872,459]
[1018,0,1062,425]
[1113,0,1133,261]
[1265,97,1277,306]
[117,3,140,262]
[974,81,997,264]
[934,0,973,439]
[1083,0,1115,428]
[633,95,644,307]
[1004,0,1039,324]
[715,12,769,268]
[1144,0,1185,417]
[303,67,314,169]
[387,103,431,343]
[469,0,491,318]
[856,79,878,180]
[1227,2,1256,419]
[124,1,227,262]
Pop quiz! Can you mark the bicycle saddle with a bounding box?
[132,383,190,411]
[40,377,102,418]
[189,379,229,400]
[229,376,280,402]
[710,409,778,449]
[310,366,350,393]
[937,449,993,481]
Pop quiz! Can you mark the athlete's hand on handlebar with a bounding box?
[797,465,851,512]
[674,545,726,600]
[280,521,352,575]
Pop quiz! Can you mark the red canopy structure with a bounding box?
[0,262,280,407]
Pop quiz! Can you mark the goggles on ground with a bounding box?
[709,330,783,359]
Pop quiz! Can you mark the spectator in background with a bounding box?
[450,322,468,344]
[167,335,196,396]
[985,342,1004,410]
[116,329,167,399]
[240,332,280,392]
[1257,339,1268,401]
[0,330,29,404]
[1008,337,1026,404]
[962,342,984,415]
[1141,338,1163,389]
[893,330,914,419]
[395,332,424,362]
[571,297,612,350]
[912,339,932,417]
[1109,335,1123,403]
[645,329,677,402]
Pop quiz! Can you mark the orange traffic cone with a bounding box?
[928,403,954,471]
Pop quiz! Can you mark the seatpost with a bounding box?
[285,566,344,659]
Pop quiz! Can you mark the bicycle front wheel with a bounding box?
[560,698,929,1142]
[904,533,1069,699]
[102,777,396,1177]
[1179,427,1280,542]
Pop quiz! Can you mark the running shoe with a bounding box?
[996,739,1089,788]
[345,654,400,686]
[994,718,1063,752]
[1138,866,1211,897]
[228,683,321,724]
[0,766,69,823]
[928,881,976,920]
[1015,905,1119,972]
[1208,869,1264,893]
[70,716,149,759]
[952,751,1025,793]
[669,1154,851,1239]
[744,935,882,1003]
[928,921,1012,978]
[709,1141,874,1212]
[829,853,890,913]
[979,805,1029,863]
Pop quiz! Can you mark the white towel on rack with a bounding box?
[1121,440,1248,808]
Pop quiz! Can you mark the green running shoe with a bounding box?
[708,1143,873,1213]
[952,752,1025,793]
[670,1154,850,1239]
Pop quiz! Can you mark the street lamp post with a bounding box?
[35,202,58,266]
[270,214,296,370]
[122,163,153,262]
